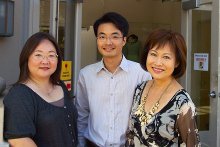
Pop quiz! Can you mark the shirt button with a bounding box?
[67,115,70,118]
[72,139,74,142]
[111,77,113,79]
[70,131,73,134]
[64,106,67,109]
[69,124,71,127]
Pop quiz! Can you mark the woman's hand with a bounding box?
[8,137,37,147]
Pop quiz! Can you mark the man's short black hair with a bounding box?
[93,12,129,37]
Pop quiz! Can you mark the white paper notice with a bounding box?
[194,53,209,71]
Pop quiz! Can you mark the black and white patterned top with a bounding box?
[126,81,200,147]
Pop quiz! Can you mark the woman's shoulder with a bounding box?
[4,83,36,104]
[58,80,65,88]
[6,83,33,96]
[58,81,73,100]
[173,89,195,108]
[58,81,69,94]
[137,80,148,88]
[136,80,152,90]
[133,80,149,99]
[175,89,191,100]
[170,81,191,102]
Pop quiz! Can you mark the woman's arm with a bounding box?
[8,137,37,147]
[4,86,37,145]
[177,103,200,146]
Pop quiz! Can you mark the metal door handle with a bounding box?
[209,91,216,98]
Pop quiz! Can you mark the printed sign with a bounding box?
[194,53,208,71]
[64,80,72,91]
[60,61,72,80]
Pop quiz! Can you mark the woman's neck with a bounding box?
[152,77,174,89]
[27,77,52,88]
[26,78,56,99]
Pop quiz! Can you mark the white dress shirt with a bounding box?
[76,56,151,147]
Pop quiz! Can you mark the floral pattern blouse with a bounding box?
[125,81,200,147]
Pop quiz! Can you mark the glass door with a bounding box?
[191,9,211,146]
[40,0,66,56]
[188,2,219,146]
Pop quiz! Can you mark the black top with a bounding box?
[3,82,78,147]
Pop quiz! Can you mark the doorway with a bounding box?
[186,2,219,146]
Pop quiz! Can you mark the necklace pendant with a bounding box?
[152,107,156,113]
[155,102,159,107]
[135,109,141,116]
[142,115,147,122]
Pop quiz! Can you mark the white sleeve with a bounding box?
[76,71,89,147]
[139,65,152,82]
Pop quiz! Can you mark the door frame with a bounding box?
[181,0,220,146]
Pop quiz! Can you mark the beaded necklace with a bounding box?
[135,79,173,125]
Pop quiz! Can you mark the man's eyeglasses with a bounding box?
[32,53,58,61]
[97,35,123,42]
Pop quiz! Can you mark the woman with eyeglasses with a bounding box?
[3,32,78,147]
[125,29,200,146]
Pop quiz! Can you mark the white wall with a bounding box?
[81,26,97,68]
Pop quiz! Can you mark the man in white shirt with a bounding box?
[76,12,151,147]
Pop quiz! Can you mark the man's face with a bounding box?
[96,23,126,59]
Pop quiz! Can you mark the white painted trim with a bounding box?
[181,10,191,91]
[212,0,220,146]
[28,0,40,36]
[73,3,82,94]
[195,3,212,11]
[22,0,40,43]
[50,0,59,39]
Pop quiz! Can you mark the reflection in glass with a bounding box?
[40,0,66,58]
[191,10,211,131]
[40,0,50,33]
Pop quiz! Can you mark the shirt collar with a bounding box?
[96,56,129,73]
[120,56,129,72]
